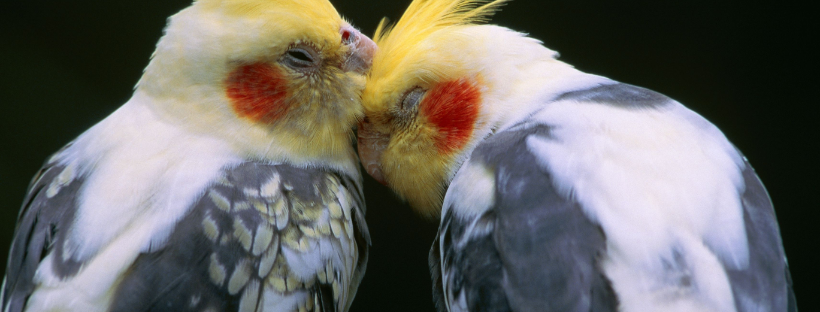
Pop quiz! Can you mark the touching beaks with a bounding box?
[357,119,389,185]
[340,25,377,74]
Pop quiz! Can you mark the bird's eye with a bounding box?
[401,87,425,111]
[282,47,319,70]
[288,50,313,62]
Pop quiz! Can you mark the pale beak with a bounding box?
[357,119,389,185]
[340,25,377,74]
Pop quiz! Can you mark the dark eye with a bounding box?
[401,87,425,111]
[288,50,313,62]
[282,47,318,70]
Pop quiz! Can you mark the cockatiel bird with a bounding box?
[1,0,375,311]
[358,0,796,311]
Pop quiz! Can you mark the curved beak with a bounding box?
[357,119,389,185]
[340,25,377,74]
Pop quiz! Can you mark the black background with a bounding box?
[0,0,815,311]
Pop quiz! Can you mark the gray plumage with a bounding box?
[554,83,671,109]
[726,159,796,311]
[3,161,370,312]
[3,144,84,312]
[434,125,617,312]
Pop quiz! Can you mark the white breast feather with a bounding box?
[526,100,747,312]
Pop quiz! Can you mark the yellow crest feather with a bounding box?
[374,0,508,58]
[374,0,508,43]
[368,0,508,96]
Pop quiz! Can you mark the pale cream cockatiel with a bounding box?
[2,0,376,311]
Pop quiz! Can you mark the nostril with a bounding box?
[341,29,354,45]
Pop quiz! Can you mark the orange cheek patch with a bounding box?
[420,78,482,154]
[226,63,290,123]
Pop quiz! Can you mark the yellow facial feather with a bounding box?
[140,0,373,174]
[364,0,508,117]
[360,0,509,215]
[194,0,345,54]
[197,0,341,21]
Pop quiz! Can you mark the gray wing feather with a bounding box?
[429,234,447,312]
[435,125,618,312]
[723,159,796,312]
[3,145,86,312]
[108,162,369,312]
[553,82,671,109]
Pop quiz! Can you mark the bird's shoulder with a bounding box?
[437,124,618,312]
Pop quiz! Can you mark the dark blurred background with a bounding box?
[0,0,815,310]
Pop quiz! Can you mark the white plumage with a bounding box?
[526,95,748,312]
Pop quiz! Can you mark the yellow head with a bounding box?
[137,0,377,168]
[358,0,516,215]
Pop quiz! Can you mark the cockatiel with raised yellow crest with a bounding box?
[2,0,374,311]
[358,0,796,311]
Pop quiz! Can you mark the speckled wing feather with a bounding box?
[108,162,369,312]
[2,144,83,312]
[2,160,369,312]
